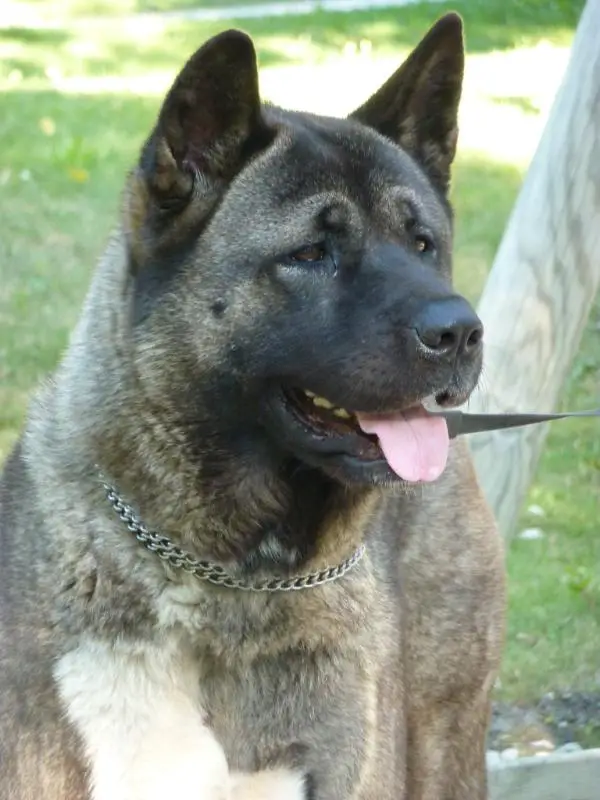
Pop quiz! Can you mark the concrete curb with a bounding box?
[488,748,600,800]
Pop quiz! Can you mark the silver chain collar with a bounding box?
[100,480,366,592]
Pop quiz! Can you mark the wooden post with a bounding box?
[466,0,600,540]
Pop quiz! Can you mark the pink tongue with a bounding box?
[356,407,449,483]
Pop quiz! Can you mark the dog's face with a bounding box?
[125,15,482,488]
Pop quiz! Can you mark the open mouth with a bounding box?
[283,387,382,457]
[281,387,450,483]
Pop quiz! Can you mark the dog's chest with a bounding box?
[155,576,379,773]
[156,578,290,648]
[156,569,373,650]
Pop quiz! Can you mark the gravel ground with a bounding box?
[487,692,600,756]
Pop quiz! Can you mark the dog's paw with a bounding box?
[230,768,308,800]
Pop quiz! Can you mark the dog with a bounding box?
[0,13,505,800]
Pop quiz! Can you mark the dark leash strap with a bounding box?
[432,409,600,439]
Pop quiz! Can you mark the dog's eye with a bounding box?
[290,244,326,263]
[414,234,433,254]
[405,217,435,256]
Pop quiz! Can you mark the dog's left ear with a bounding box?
[350,13,464,192]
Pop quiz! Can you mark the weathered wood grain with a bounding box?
[466,0,600,539]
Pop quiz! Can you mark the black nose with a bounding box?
[414,297,483,360]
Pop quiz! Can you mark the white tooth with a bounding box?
[312,396,335,409]
[333,408,351,419]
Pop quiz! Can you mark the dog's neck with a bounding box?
[93,424,368,571]
[102,451,368,572]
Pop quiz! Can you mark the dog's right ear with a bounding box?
[128,30,272,249]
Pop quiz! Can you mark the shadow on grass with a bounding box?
[451,155,524,303]
[100,37,293,72]
[0,0,585,82]
[0,27,72,45]
[20,0,587,42]
[228,0,585,56]
[490,95,541,116]
[0,24,297,81]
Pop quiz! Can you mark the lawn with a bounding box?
[1,0,598,736]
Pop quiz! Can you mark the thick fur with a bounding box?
[0,14,505,800]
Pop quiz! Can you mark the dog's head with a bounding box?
[124,14,482,488]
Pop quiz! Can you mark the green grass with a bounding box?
[500,327,600,701]
[7,0,586,30]
[2,0,586,68]
[1,0,598,715]
[15,0,317,17]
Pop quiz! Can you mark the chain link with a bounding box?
[101,480,365,592]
